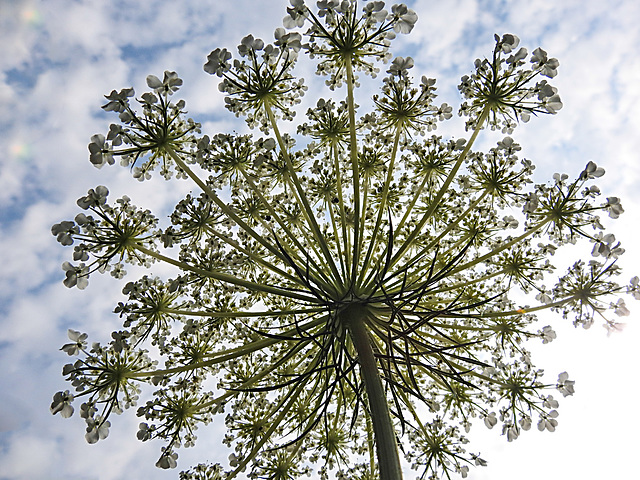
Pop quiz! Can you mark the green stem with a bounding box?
[237,170,337,293]
[264,102,344,286]
[343,305,403,480]
[160,307,324,318]
[128,315,327,378]
[476,295,575,318]
[197,337,310,411]
[345,55,361,286]
[226,381,306,480]
[446,215,553,277]
[366,412,376,476]
[164,145,287,264]
[394,173,430,235]
[427,267,509,294]
[132,242,319,303]
[362,188,491,294]
[425,189,490,251]
[357,124,403,288]
[202,223,301,285]
[390,107,490,267]
[328,194,348,280]
[332,143,352,274]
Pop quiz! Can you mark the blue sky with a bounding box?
[1,0,639,479]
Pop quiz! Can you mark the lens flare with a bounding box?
[10,142,31,162]
[20,7,42,27]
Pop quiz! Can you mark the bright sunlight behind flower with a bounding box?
[50,1,637,479]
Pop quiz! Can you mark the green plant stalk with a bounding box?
[345,55,362,286]
[131,242,319,303]
[164,145,291,265]
[160,307,325,318]
[344,305,403,480]
[427,266,510,295]
[389,107,490,267]
[128,314,327,378]
[197,337,311,411]
[237,169,338,291]
[201,223,305,286]
[477,295,575,318]
[226,380,306,480]
[394,172,430,235]
[357,173,371,283]
[360,121,492,295]
[365,411,376,475]
[423,189,490,250]
[331,143,352,276]
[264,102,344,286]
[328,192,348,280]
[382,214,555,298]
[446,215,553,277]
[357,124,403,288]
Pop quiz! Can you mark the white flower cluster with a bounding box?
[458,34,563,132]
[50,1,636,479]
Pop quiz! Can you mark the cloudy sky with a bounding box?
[1,0,639,479]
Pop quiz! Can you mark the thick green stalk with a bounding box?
[343,305,403,480]
[366,412,376,476]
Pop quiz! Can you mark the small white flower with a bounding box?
[604,321,626,336]
[60,329,88,355]
[146,71,182,95]
[612,298,630,317]
[543,395,559,409]
[537,410,558,432]
[203,48,232,77]
[540,325,557,343]
[604,197,624,218]
[50,391,74,418]
[484,412,497,429]
[389,4,418,34]
[387,56,414,76]
[557,372,575,397]
[156,451,178,469]
[85,417,111,444]
[502,424,520,442]
[500,33,520,53]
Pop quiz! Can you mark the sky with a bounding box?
[1,0,639,479]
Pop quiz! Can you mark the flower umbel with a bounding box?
[458,34,563,132]
[52,2,635,480]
